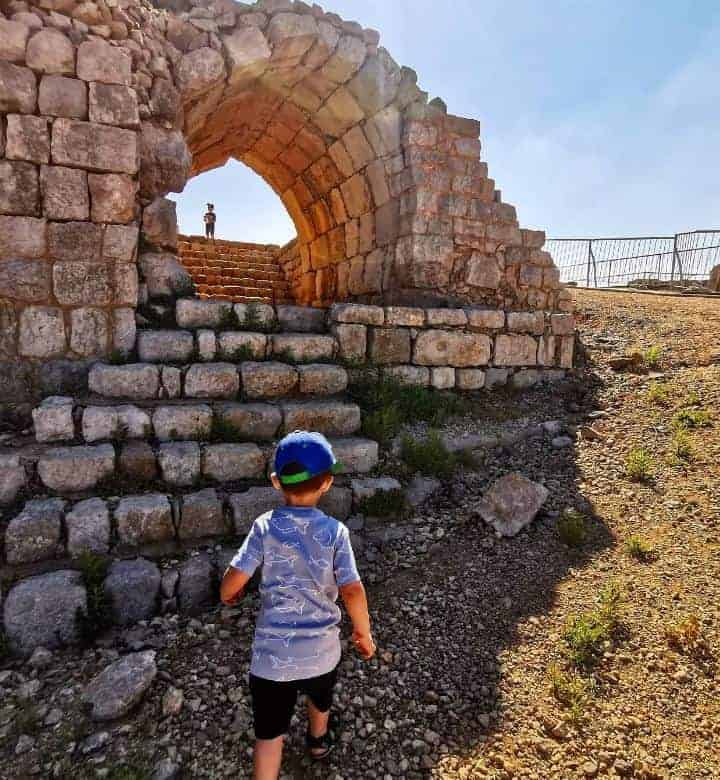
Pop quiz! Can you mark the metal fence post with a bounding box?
[585,240,591,287]
[670,234,677,281]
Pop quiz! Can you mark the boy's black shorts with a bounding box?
[249,665,338,740]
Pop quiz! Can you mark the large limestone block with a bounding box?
[66,497,110,557]
[88,172,137,223]
[137,330,194,363]
[153,405,213,441]
[276,305,327,332]
[32,395,74,443]
[0,257,51,303]
[507,312,545,335]
[104,224,139,261]
[202,443,266,482]
[158,442,201,486]
[241,362,298,399]
[179,489,225,539]
[0,215,46,257]
[351,477,402,504]
[176,47,226,98]
[38,74,87,118]
[6,114,50,164]
[330,437,379,474]
[368,327,411,365]
[115,494,174,547]
[104,559,161,626]
[118,441,158,482]
[70,307,110,358]
[26,28,74,75]
[414,330,492,367]
[139,123,191,199]
[215,402,281,441]
[40,165,89,220]
[89,82,139,128]
[347,51,401,114]
[456,368,486,390]
[82,651,157,721]
[476,473,548,537]
[0,454,26,507]
[49,221,102,260]
[431,366,456,389]
[550,314,575,336]
[384,306,426,327]
[77,39,132,85]
[330,303,384,325]
[37,444,115,492]
[217,332,267,360]
[17,306,66,358]
[3,571,86,655]
[88,363,160,400]
[493,334,538,367]
[52,261,111,306]
[0,159,39,216]
[177,299,232,329]
[297,364,348,394]
[332,323,367,362]
[0,19,30,63]
[82,405,151,443]
[139,252,193,299]
[466,308,505,330]
[321,34,367,84]
[5,498,64,565]
[234,302,276,329]
[267,12,318,61]
[177,554,215,615]
[0,61,37,114]
[229,487,284,534]
[271,333,335,362]
[185,363,239,399]
[395,235,455,289]
[383,365,430,386]
[223,26,271,85]
[427,309,469,328]
[282,401,360,437]
[51,119,138,175]
[142,198,178,251]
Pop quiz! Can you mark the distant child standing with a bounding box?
[220,431,375,780]
[203,203,216,239]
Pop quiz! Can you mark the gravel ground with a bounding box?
[1,288,718,780]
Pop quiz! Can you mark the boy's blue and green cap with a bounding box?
[274,430,343,485]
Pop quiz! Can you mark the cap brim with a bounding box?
[279,462,343,485]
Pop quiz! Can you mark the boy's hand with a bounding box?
[353,630,376,660]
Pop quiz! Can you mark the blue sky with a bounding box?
[176,0,720,243]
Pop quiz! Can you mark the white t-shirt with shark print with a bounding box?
[230,505,361,682]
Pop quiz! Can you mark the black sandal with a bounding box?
[306,726,336,761]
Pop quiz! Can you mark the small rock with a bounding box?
[82,650,157,721]
[551,435,574,449]
[162,687,184,716]
[15,734,35,755]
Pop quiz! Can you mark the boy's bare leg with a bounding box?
[307,699,330,754]
[253,737,283,780]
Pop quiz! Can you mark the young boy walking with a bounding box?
[220,431,375,780]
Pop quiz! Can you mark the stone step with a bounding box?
[195,293,294,305]
[33,397,361,444]
[175,301,327,333]
[26,436,378,495]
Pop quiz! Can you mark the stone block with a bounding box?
[329,303,384,325]
[116,494,174,547]
[202,443,266,482]
[332,323,366,362]
[32,395,74,443]
[82,650,157,721]
[240,361,298,399]
[351,477,402,504]
[48,221,102,260]
[118,441,157,482]
[18,306,66,358]
[414,330,491,367]
[0,159,39,216]
[0,259,50,303]
[51,119,138,175]
[179,488,226,539]
[70,307,109,357]
[282,401,361,436]
[53,261,111,306]
[215,403,282,441]
[77,39,132,85]
[139,252,193,299]
[66,497,110,557]
[330,437,379,473]
[37,444,115,492]
[551,314,575,336]
[276,305,326,332]
[493,335,538,367]
[456,368,485,390]
[161,366,182,399]
[139,123,190,200]
[175,47,225,99]
[104,224,138,261]
[113,308,137,356]
[0,61,37,114]
[104,559,161,626]
[229,487,284,535]
[368,327,411,365]
[383,364,430,386]
[297,364,348,394]
[89,82,139,128]
[560,335,574,369]
[5,498,64,565]
[88,363,160,400]
[0,19,30,63]
[466,308,505,331]
[185,363,239,399]
[318,485,352,521]
[38,75,87,118]
[177,299,232,329]
[82,405,151,442]
[88,173,137,223]
[217,331,267,360]
[177,554,215,615]
[347,51,401,114]
[537,335,557,367]
[40,165,89,220]
[142,198,178,251]
[137,330,194,363]
[430,366,456,389]
[0,215,45,257]
[426,308,468,327]
[6,115,49,164]
[2,571,86,655]
[477,473,548,537]
[0,454,27,506]
[197,329,216,361]
[384,306,425,327]
[234,302,276,329]
[153,404,213,441]
[485,368,509,388]
[510,369,542,389]
[271,333,335,362]
[26,28,74,75]
[507,312,545,335]
[158,442,201,486]
[394,235,455,289]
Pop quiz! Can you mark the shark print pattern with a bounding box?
[230,506,360,681]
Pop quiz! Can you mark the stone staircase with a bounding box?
[178,235,293,304]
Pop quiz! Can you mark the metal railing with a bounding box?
[547,230,720,288]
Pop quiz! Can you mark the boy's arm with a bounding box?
[339,581,375,660]
[220,567,251,606]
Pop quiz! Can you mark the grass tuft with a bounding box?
[673,408,711,430]
[75,552,113,644]
[665,614,714,664]
[669,431,694,464]
[211,415,245,443]
[643,345,662,368]
[625,448,654,482]
[625,534,654,562]
[400,430,478,479]
[646,382,670,406]
[357,488,407,518]
[557,508,587,548]
[563,582,623,668]
[547,663,595,725]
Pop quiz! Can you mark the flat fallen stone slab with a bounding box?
[476,473,548,537]
[82,650,157,721]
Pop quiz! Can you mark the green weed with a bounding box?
[357,488,406,518]
[217,307,241,331]
[0,629,10,662]
[224,344,258,363]
[625,448,654,482]
[76,552,113,644]
[643,345,662,368]
[362,406,403,448]
[673,408,711,430]
[400,430,477,479]
[547,663,595,725]
[107,349,128,366]
[563,582,623,668]
[625,535,654,562]
[669,431,694,463]
[646,383,670,406]
[557,509,587,548]
[106,766,151,780]
[211,415,245,443]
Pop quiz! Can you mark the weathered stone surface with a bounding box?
[89,83,139,128]
[158,442,201,486]
[177,554,215,615]
[0,454,26,506]
[88,173,137,223]
[51,119,138,175]
[395,235,455,289]
[384,306,425,327]
[282,401,360,436]
[368,327,411,364]
[153,405,213,441]
[82,405,151,442]
[104,559,161,626]
[115,494,174,546]
[332,323,367,362]
[241,361,298,399]
[456,368,485,390]
[330,437,379,473]
[330,303,384,325]
[507,312,545,335]
[104,224,139,261]
[551,314,575,336]
[176,47,225,98]
[274,305,326,333]
[48,220,102,260]
[0,19,30,63]
[485,367,509,388]
[215,403,281,441]
[139,124,190,199]
[493,334,538,367]
[161,366,182,400]
[179,489,225,539]
[0,159,39,215]
[426,308,468,327]
[139,252,193,299]
[318,485,352,521]
[137,330,194,363]
[5,498,64,565]
[202,443,265,482]
[383,365,430,386]
[70,307,109,357]
[32,395,74,443]
[217,332,267,360]
[560,335,574,369]
[119,442,158,482]
[40,165,89,220]
[77,39,132,85]
[18,306,66,358]
[142,198,178,251]
[476,473,548,537]
[37,444,115,492]
[0,215,45,257]
[414,330,491,367]
[66,497,110,557]
[405,475,441,508]
[466,308,505,331]
[351,477,402,504]
[177,299,232,329]
[271,333,335,362]
[222,25,271,84]
[234,302,276,329]
[0,61,37,114]
[430,366,456,389]
[229,487,284,534]
[89,363,160,400]
[3,571,86,655]
[52,261,110,307]
[297,363,348,394]
[6,115,50,164]
[185,363,239,399]
[466,254,502,289]
[26,28,74,75]
[82,651,157,721]
[267,12,318,61]
[38,75,87,118]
